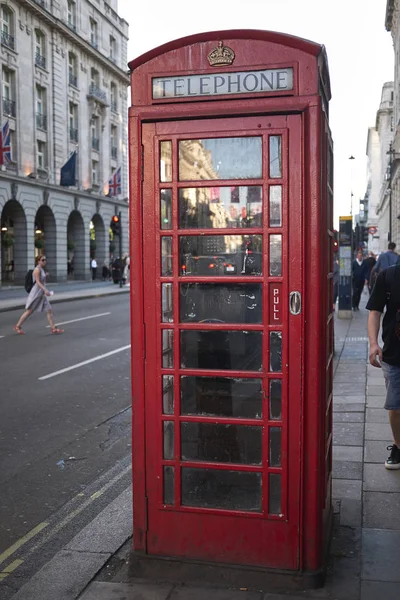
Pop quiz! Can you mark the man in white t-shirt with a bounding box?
[91,258,97,280]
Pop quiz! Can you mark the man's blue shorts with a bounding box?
[381,362,400,410]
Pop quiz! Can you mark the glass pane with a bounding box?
[181,376,262,419]
[182,468,262,511]
[269,427,282,467]
[163,466,174,505]
[163,421,174,459]
[180,283,262,324]
[179,187,262,229]
[179,137,262,181]
[269,379,282,420]
[162,283,173,323]
[269,136,282,178]
[181,422,262,464]
[161,189,172,230]
[181,330,262,371]
[270,332,282,372]
[269,186,282,227]
[161,237,173,276]
[162,330,174,368]
[160,141,172,182]
[163,375,174,414]
[269,473,282,514]
[269,234,282,276]
[180,235,262,276]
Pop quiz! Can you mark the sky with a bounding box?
[118,0,394,227]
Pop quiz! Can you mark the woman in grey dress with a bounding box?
[14,255,64,335]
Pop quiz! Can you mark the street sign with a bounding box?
[368,226,377,235]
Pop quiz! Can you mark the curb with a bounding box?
[0,288,130,314]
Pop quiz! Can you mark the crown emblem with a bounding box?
[207,41,235,67]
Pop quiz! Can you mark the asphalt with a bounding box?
[1,291,399,600]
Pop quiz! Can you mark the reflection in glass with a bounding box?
[163,375,174,414]
[181,376,262,419]
[163,421,174,459]
[163,466,174,505]
[162,330,174,368]
[269,427,282,467]
[179,137,262,181]
[161,189,172,230]
[182,468,262,511]
[269,136,282,178]
[269,186,282,227]
[179,187,262,229]
[269,473,282,514]
[180,235,262,276]
[270,235,282,276]
[270,332,282,372]
[161,237,173,276]
[162,283,173,323]
[181,330,262,371]
[160,141,172,182]
[269,379,282,419]
[180,284,262,324]
[181,422,262,464]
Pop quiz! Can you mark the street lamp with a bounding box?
[387,143,394,242]
[349,155,355,220]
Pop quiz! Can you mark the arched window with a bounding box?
[1,5,14,50]
[68,52,78,87]
[35,30,46,69]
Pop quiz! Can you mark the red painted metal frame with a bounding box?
[129,29,332,574]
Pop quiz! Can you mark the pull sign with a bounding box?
[289,291,302,315]
[269,283,282,324]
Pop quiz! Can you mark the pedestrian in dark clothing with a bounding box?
[352,249,368,310]
[375,242,398,272]
[102,261,109,281]
[367,264,400,468]
[364,252,376,294]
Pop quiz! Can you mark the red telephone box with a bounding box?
[129,30,334,589]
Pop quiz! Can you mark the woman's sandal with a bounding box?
[51,328,64,335]
[13,325,25,335]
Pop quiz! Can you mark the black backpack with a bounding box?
[24,269,35,293]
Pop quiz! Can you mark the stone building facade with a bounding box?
[0,0,129,283]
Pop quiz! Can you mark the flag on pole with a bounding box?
[60,151,77,186]
[108,166,121,197]
[0,121,11,166]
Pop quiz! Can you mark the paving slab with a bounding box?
[362,528,400,581]
[79,581,174,600]
[363,491,400,529]
[333,422,364,446]
[333,412,364,423]
[334,383,366,395]
[366,395,385,408]
[334,374,367,383]
[365,408,388,423]
[360,580,400,600]
[332,461,363,480]
[363,463,400,492]
[333,403,365,413]
[339,498,362,527]
[333,395,366,404]
[365,422,392,441]
[364,440,392,463]
[11,550,110,600]
[169,586,263,599]
[332,479,362,500]
[333,445,363,462]
[366,384,386,396]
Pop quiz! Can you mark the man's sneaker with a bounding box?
[385,444,400,469]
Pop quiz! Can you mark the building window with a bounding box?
[92,159,98,186]
[91,116,99,151]
[1,5,14,50]
[35,30,46,69]
[68,52,78,87]
[69,102,78,142]
[111,125,117,160]
[36,85,47,130]
[90,18,98,48]
[110,82,117,113]
[67,0,76,30]
[2,68,15,117]
[109,35,116,62]
[37,140,46,169]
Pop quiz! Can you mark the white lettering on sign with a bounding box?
[273,287,280,321]
[152,68,294,100]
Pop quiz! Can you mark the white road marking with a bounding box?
[45,312,111,327]
[0,336,4,339]
[39,344,131,380]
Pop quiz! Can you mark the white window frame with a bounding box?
[2,67,12,100]
[91,160,98,185]
[90,18,98,47]
[90,68,99,88]
[111,124,117,147]
[67,0,76,28]
[1,5,11,35]
[35,30,45,57]
[109,35,116,60]
[37,140,46,169]
[36,85,44,115]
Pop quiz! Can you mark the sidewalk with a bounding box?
[8,300,400,600]
[0,280,129,312]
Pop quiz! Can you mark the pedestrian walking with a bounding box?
[364,251,376,294]
[352,249,368,310]
[13,255,64,335]
[102,260,109,281]
[375,242,399,272]
[91,257,97,280]
[367,263,400,468]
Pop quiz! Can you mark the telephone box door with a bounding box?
[142,114,303,570]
